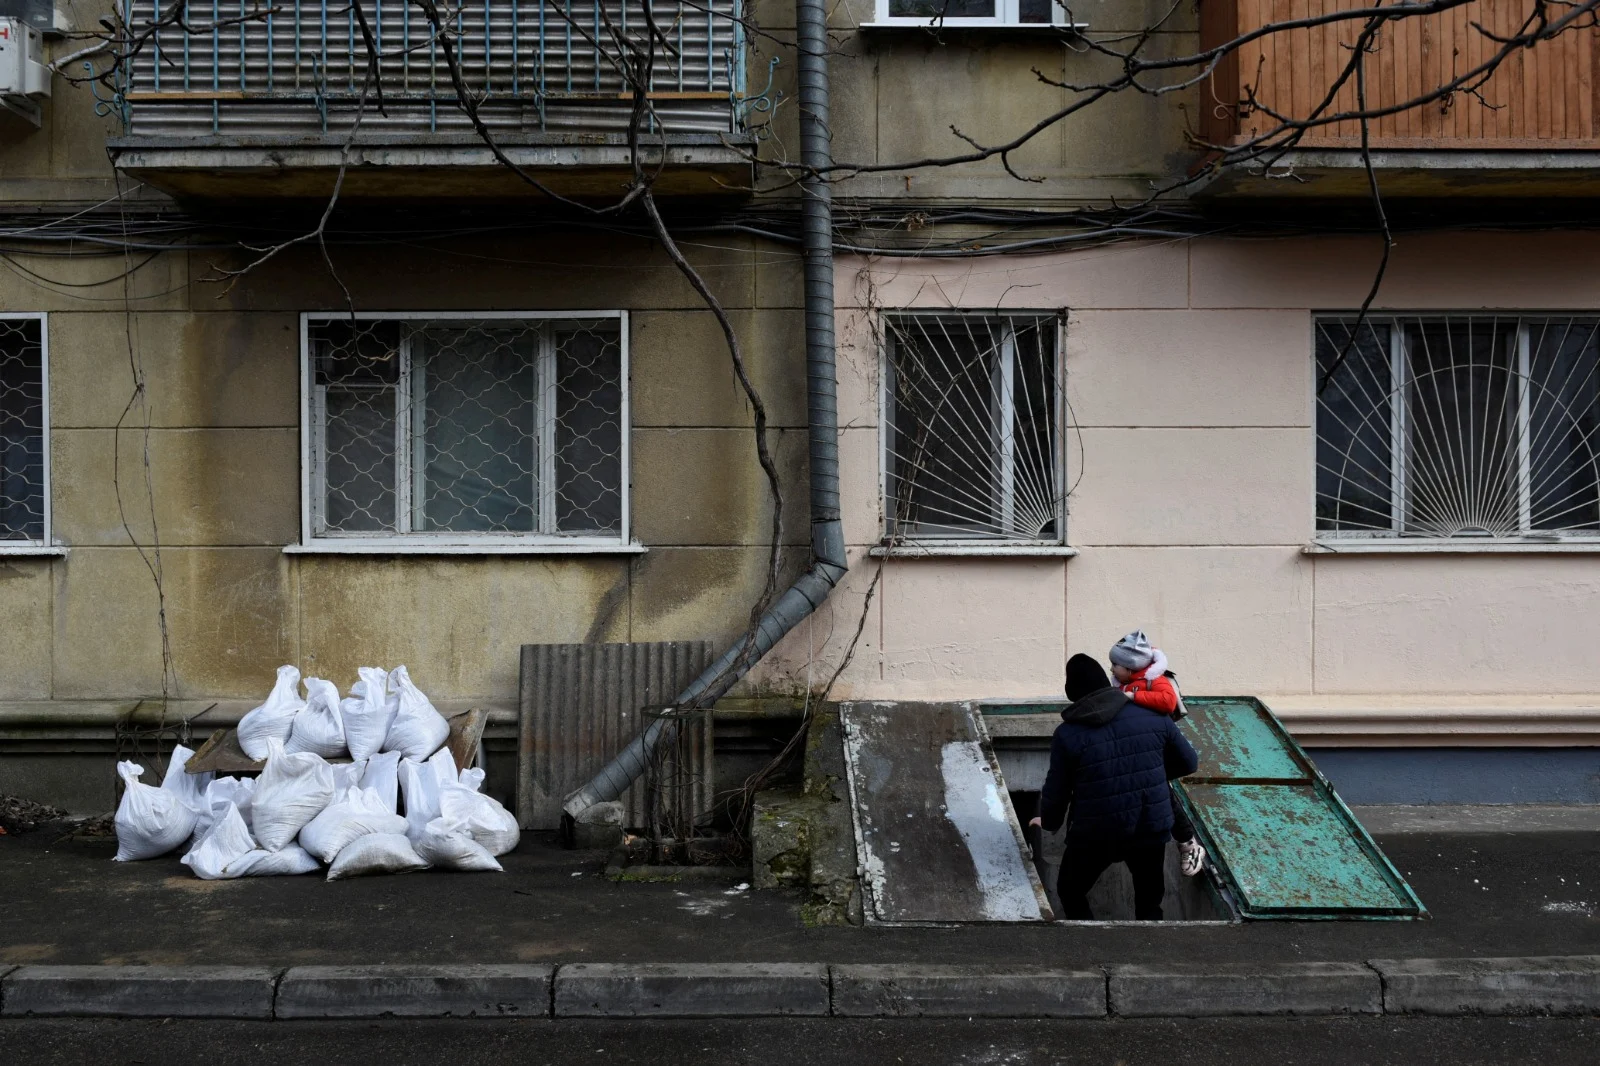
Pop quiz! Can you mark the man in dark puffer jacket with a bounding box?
[1029,653,1199,920]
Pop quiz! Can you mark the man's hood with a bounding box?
[1059,687,1129,727]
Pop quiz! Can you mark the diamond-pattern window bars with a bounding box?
[1317,314,1600,540]
[0,316,46,544]
[883,313,1064,543]
[307,315,625,541]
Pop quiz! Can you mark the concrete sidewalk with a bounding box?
[2,817,1597,971]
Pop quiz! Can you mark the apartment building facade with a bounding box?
[1,0,1597,809]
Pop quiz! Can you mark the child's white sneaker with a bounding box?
[1178,838,1206,877]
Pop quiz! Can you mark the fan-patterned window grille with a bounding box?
[0,315,47,546]
[1317,314,1600,540]
[883,313,1063,543]
[305,313,626,545]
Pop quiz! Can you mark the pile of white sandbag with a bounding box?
[113,665,518,881]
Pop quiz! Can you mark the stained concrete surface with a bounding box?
[1,827,1596,968]
[0,1017,1597,1066]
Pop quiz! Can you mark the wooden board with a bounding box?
[185,709,487,776]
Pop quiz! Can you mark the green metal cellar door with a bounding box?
[1176,698,1427,920]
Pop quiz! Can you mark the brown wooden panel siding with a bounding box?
[1201,0,1600,146]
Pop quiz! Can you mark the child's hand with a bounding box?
[1028,817,1042,828]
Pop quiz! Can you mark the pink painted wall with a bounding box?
[753,231,1600,704]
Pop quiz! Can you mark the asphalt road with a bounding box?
[1,1016,1595,1066]
[2,825,1596,967]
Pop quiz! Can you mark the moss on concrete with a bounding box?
[747,706,863,924]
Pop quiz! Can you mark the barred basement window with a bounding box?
[0,315,48,548]
[883,313,1064,543]
[303,313,627,548]
[1316,314,1600,540]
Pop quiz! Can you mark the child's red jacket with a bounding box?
[1121,668,1179,716]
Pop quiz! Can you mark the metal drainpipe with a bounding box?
[561,0,846,821]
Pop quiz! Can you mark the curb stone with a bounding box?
[1,965,279,1019]
[831,965,1105,1018]
[554,963,830,1017]
[1109,962,1381,1018]
[0,958,1594,1020]
[275,965,554,1018]
[1372,955,1600,1016]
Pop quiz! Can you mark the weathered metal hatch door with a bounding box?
[1177,697,1427,920]
[840,701,1054,924]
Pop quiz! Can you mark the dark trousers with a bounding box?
[1170,786,1195,844]
[1057,837,1168,921]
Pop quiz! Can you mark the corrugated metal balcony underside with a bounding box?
[110,0,755,199]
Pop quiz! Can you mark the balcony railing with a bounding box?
[1201,0,1600,149]
[119,0,747,139]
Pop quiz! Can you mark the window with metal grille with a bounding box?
[0,315,47,547]
[882,313,1064,543]
[1316,314,1600,541]
[303,313,627,547]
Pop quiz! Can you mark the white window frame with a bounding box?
[877,309,1072,556]
[868,0,1084,29]
[1310,311,1600,553]
[292,310,640,556]
[0,312,59,557]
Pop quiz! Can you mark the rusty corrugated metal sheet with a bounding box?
[517,642,711,832]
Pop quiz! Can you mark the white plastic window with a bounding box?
[0,314,49,551]
[874,0,1076,27]
[1316,314,1600,542]
[302,313,629,549]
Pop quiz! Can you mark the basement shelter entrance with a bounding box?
[840,698,1426,925]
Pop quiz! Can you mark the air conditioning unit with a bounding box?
[0,17,50,126]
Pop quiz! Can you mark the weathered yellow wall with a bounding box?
[751,0,1198,207]
[0,233,812,705]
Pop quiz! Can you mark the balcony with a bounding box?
[106,0,756,200]
[1194,0,1600,198]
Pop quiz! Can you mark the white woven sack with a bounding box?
[238,665,306,761]
[399,757,441,841]
[233,844,320,877]
[326,832,428,881]
[331,758,366,795]
[438,781,520,858]
[299,786,408,865]
[415,817,503,872]
[360,750,402,813]
[191,776,256,843]
[113,758,200,862]
[381,665,450,761]
[250,739,335,852]
[341,667,396,761]
[162,743,211,809]
[181,803,258,880]
[286,677,348,758]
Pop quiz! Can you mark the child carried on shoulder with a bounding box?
[1110,629,1205,878]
